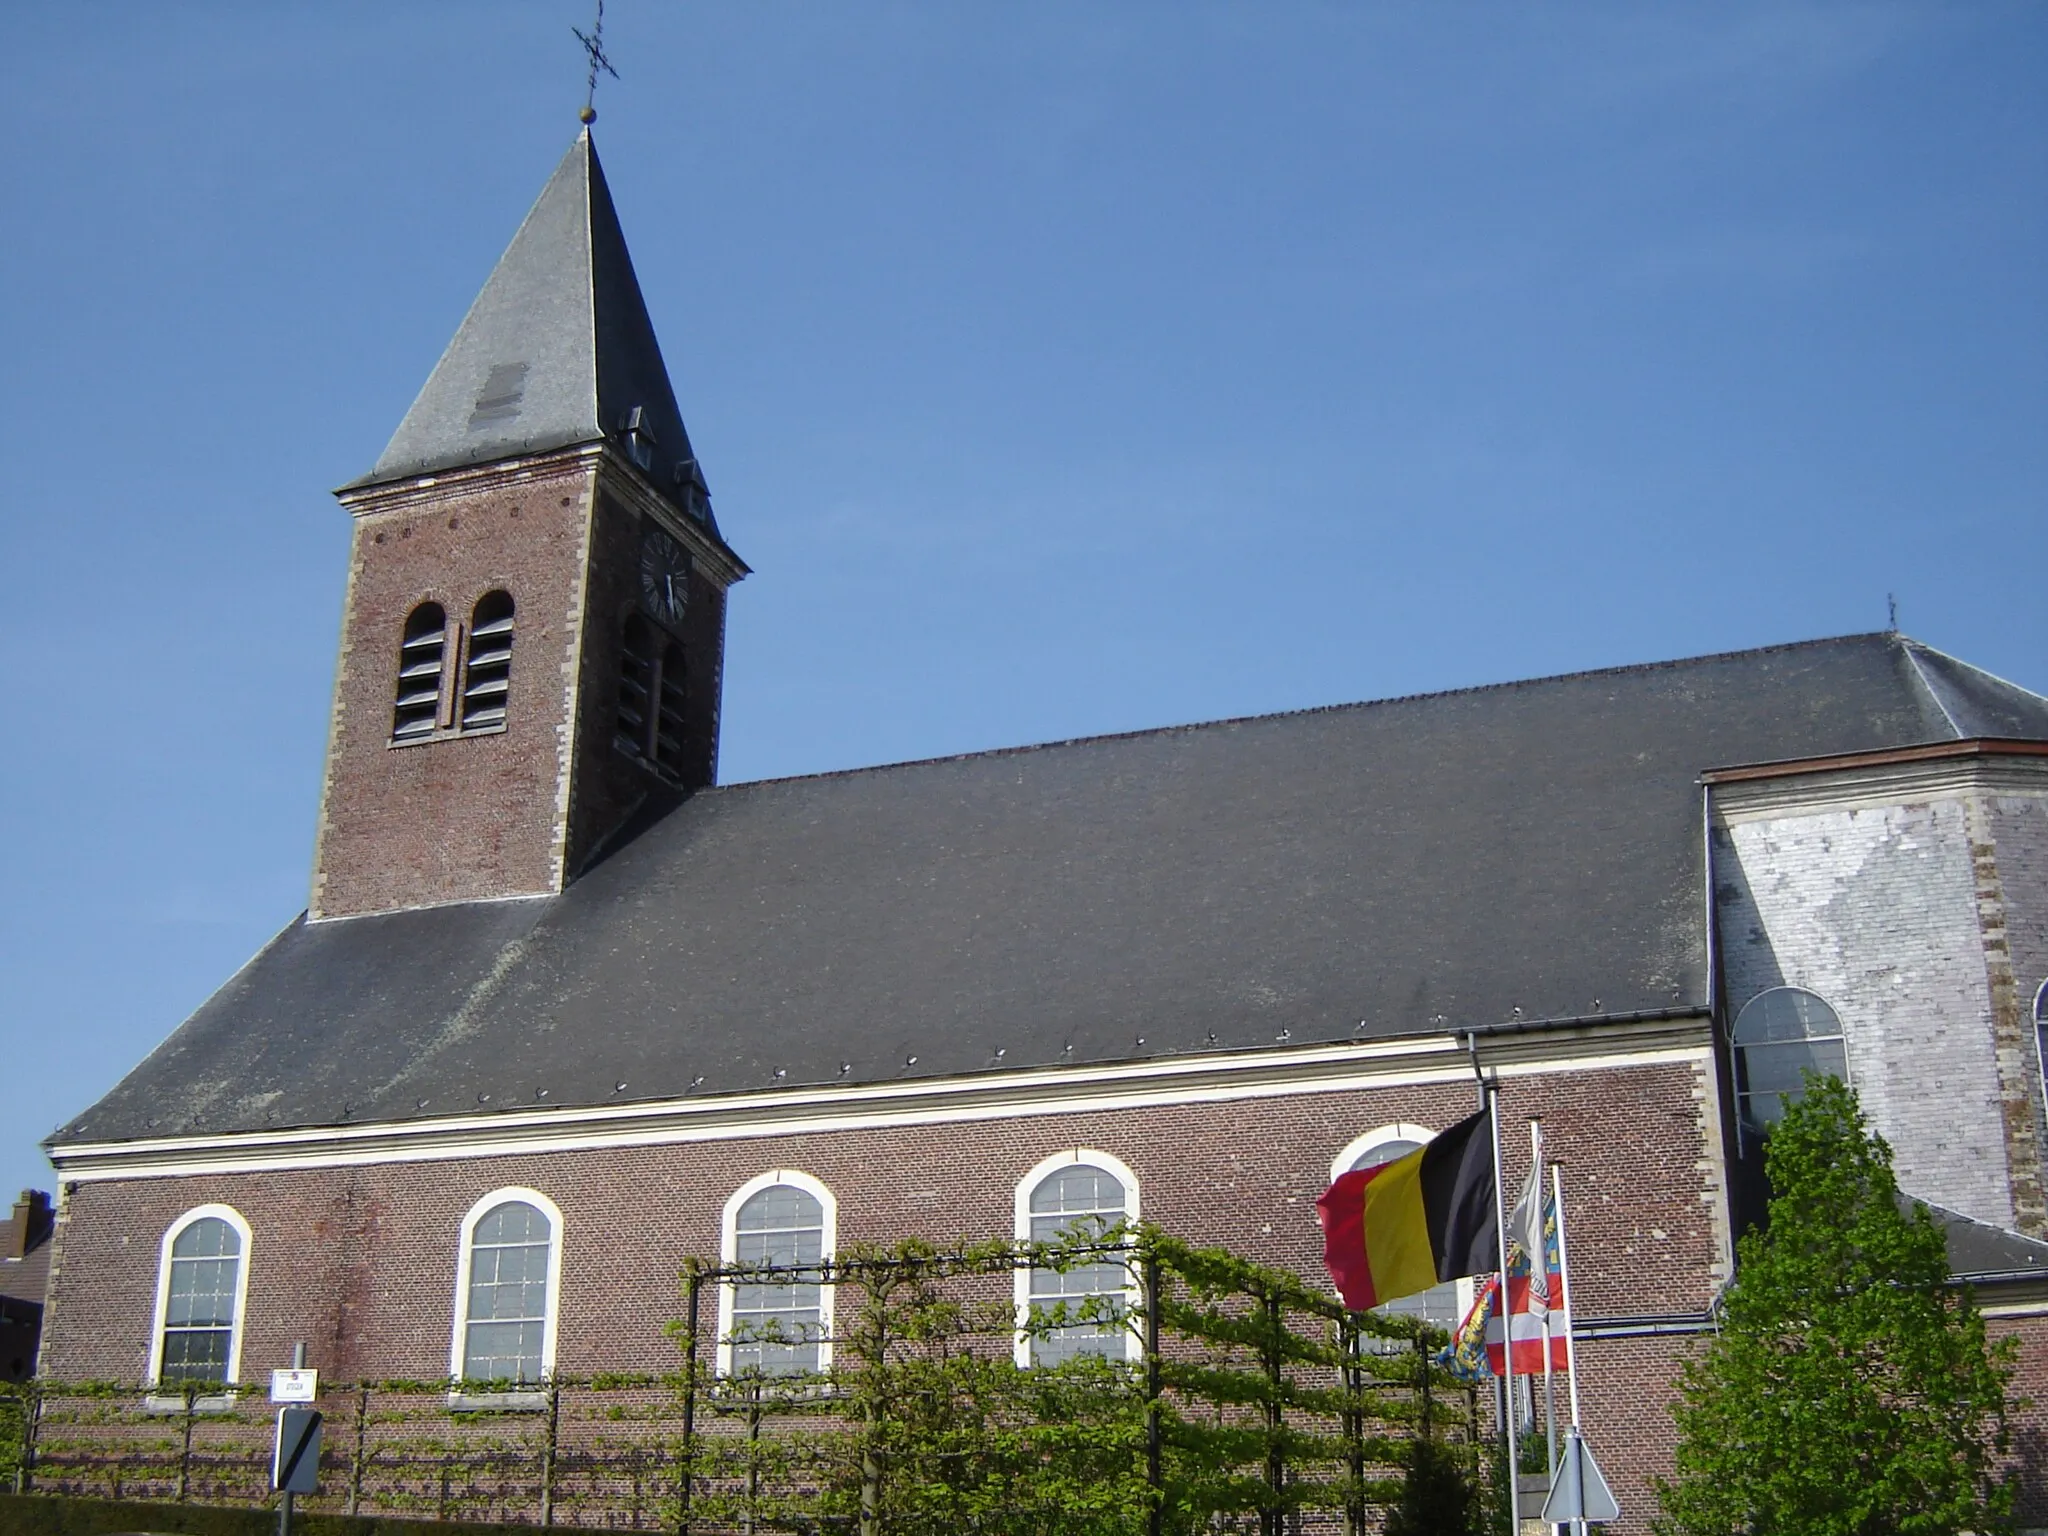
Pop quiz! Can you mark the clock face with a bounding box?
[639,525,690,628]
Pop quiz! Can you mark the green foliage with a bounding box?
[0,1490,525,1536]
[668,1227,1478,1534]
[1384,1434,1482,1536]
[1655,1076,2018,1536]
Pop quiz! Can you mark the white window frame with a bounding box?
[1013,1148,1141,1368]
[1327,1126,1475,1329]
[447,1186,564,1406]
[718,1170,838,1377]
[1328,1124,1441,1185]
[146,1204,253,1407]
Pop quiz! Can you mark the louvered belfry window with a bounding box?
[655,641,688,774]
[617,615,655,756]
[461,591,515,730]
[392,603,448,740]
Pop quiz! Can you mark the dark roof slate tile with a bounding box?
[54,632,2048,1145]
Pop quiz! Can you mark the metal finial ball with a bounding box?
[579,105,597,124]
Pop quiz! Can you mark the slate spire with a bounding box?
[355,130,711,525]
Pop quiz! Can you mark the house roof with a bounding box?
[51,632,2048,1149]
[348,129,720,539]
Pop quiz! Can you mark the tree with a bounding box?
[1656,1076,2017,1536]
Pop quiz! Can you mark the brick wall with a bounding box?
[310,461,599,919]
[41,1062,1734,1380]
[308,457,734,919]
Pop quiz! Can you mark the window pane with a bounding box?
[160,1328,231,1384]
[160,1217,241,1383]
[464,1320,544,1383]
[474,1201,549,1246]
[1026,1165,1129,1366]
[1350,1140,1423,1174]
[1733,988,1843,1045]
[728,1185,827,1377]
[170,1217,239,1260]
[462,1202,550,1382]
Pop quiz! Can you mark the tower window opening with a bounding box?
[392,603,448,741]
[616,615,654,757]
[655,641,688,775]
[461,591,515,731]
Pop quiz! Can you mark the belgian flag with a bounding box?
[1316,1107,1498,1311]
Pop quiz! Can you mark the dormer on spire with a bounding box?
[352,130,717,534]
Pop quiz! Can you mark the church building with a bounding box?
[34,127,2048,1530]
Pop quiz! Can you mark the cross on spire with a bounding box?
[573,0,619,124]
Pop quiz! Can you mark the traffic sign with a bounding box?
[271,1368,319,1404]
[272,1407,323,1495]
[1541,1427,1619,1524]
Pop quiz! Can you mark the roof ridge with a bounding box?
[717,631,1902,794]
[1902,637,2048,710]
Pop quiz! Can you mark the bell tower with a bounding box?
[309,129,747,921]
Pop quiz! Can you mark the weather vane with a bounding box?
[574,0,619,124]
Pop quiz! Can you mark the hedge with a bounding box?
[0,1494,532,1536]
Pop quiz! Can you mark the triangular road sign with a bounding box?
[1540,1427,1620,1523]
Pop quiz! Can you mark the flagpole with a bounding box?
[1487,1076,1520,1528]
[1531,1119,1556,1483]
[1552,1161,1586,1536]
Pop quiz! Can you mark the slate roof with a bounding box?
[1920,1200,2048,1279]
[53,632,2048,1149]
[349,130,719,538]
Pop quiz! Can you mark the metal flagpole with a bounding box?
[1530,1120,1556,1483]
[1487,1078,1520,1528]
[1552,1162,1585,1536]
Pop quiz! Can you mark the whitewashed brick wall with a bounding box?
[1715,797,2010,1226]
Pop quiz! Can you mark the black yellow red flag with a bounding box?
[1316,1106,1497,1310]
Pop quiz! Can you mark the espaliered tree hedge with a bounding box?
[671,1225,1491,1535]
[4,1226,1495,1535]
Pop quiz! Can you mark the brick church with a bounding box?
[34,127,2048,1528]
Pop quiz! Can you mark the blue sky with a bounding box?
[1,3,2043,1201]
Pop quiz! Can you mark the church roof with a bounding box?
[349,130,717,534]
[52,633,2048,1148]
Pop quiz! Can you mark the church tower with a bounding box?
[309,129,746,921]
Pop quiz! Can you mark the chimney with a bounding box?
[8,1191,51,1260]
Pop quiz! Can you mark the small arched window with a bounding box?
[1332,1130,1467,1338]
[460,591,514,731]
[392,603,448,740]
[655,641,688,775]
[721,1172,835,1377]
[451,1190,561,1387]
[1733,986,1848,1131]
[151,1207,250,1387]
[1016,1151,1138,1366]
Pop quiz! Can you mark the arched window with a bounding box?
[392,603,448,740]
[1330,1128,1467,1338]
[1015,1151,1139,1367]
[655,641,688,775]
[460,591,514,731]
[150,1206,250,1387]
[720,1172,835,1377]
[2033,981,2048,1106]
[616,615,655,757]
[450,1189,561,1388]
[1732,986,1848,1131]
